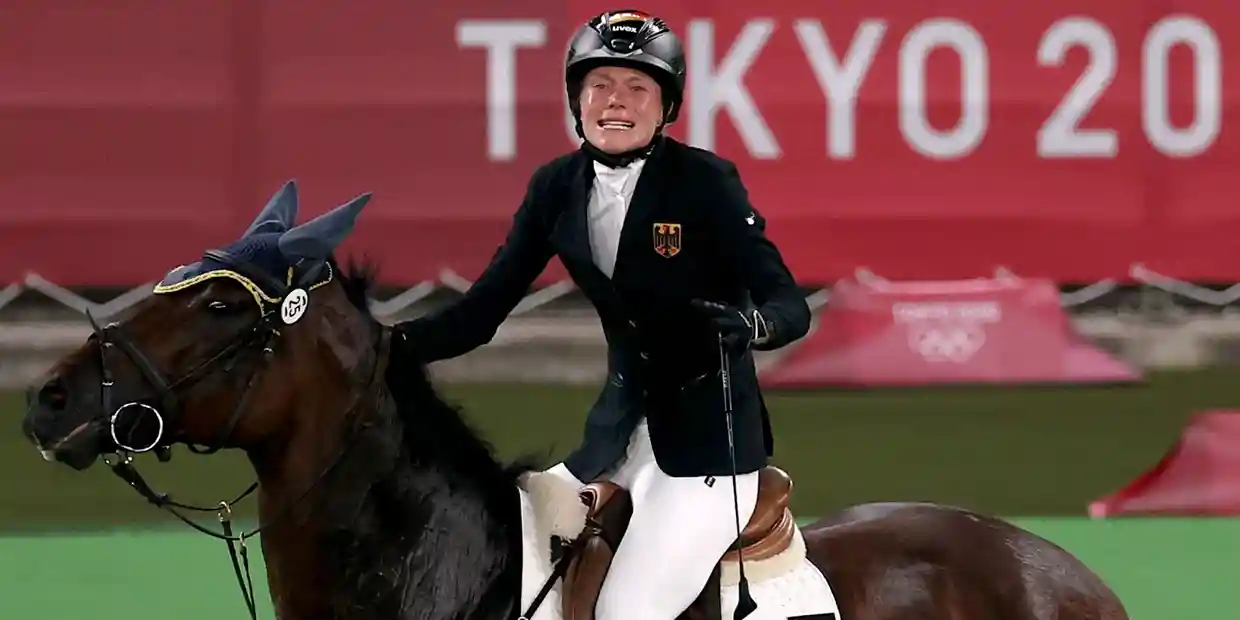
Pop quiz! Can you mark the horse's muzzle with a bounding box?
[24,410,107,471]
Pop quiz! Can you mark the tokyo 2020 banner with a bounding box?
[0,0,1235,286]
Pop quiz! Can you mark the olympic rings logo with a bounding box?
[906,325,987,363]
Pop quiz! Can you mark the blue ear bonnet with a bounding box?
[151,180,369,313]
[153,233,334,311]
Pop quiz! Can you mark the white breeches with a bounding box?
[545,420,759,620]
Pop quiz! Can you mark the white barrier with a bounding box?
[2,264,1234,324]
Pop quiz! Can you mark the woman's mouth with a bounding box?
[599,119,635,130]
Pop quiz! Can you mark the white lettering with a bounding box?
[899,19,989,159]
[528,17,1223,163]
[687,19,781,158]
[1037,18,1118,158]
[794,19,887,160]
[456,20,547,161]
[1143,16,1221,158]
[892,301,1002,323]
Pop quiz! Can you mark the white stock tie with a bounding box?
[587,159,645,278]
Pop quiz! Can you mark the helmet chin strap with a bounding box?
[580,135,661,168]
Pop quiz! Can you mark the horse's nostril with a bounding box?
[38,378,70,411]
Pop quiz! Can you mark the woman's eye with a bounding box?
[207,300,234,312]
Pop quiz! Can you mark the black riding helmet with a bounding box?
[565,9,686,140]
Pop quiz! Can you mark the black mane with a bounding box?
[309,258,537,619]
[335,257,537,483]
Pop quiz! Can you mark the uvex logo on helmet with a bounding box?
[564,9,687,135]
[607,13,644,34]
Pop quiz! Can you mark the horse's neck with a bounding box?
[248,390,384,618]
[251,394,519,620]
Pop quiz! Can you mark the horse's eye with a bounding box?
[206,300,236,313]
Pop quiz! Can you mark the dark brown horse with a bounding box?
[20,182,1128,620]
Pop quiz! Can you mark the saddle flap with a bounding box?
[740,466,793,546]
[563,481,633,620]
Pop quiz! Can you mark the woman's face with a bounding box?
[578,65,664,153]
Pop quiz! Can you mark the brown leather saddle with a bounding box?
[561,465,797,620]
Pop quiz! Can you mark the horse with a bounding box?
[20,181,1129,620]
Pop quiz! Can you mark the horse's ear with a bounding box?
[244,180,300,237]
[277,192,372,261]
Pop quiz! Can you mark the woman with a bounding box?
[392,9,811,618]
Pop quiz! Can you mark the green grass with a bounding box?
[0,518,1233,619]
[5,366,1239,529]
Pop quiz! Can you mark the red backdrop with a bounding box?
[1,0,1237,286]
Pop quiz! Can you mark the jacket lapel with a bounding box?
[550,153,626,308]
[550,153,597,269]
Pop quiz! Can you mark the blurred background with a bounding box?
[1,1,1238,618]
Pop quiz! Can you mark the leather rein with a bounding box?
[86,251,383,620]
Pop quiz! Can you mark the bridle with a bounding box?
[84,250,384,620]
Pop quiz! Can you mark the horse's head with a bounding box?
[21,181,378,470]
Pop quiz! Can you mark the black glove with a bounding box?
[690,299,772,353]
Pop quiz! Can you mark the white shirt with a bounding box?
[586,158,646,278]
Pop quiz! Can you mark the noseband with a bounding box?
[88,308,279,456]
[81,251,378,620]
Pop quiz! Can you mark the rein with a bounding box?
[85,258,388,620]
